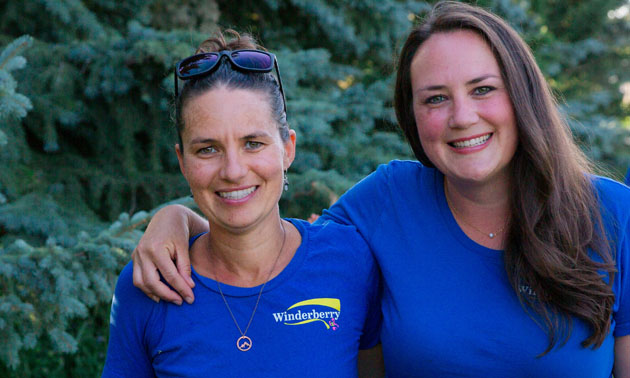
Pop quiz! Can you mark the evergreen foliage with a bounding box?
[0,0,629,376]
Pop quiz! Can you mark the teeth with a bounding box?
[452,134,491,148]
[218,187,256,200]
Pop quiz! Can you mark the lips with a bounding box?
[217,186,257,200]
[449,133,492,148]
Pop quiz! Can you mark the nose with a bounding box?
[448,95,479,128]
[219,149,248,182]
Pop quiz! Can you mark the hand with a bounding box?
[614,335,630,378]
[132,204,202,305]
[358,344,385,378]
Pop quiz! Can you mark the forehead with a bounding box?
[410,30,501,85]
[181,87,277,138]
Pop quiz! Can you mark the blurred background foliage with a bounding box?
[1,0,629,376]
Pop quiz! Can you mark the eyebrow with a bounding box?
[416,74,500,93]
[189,131,272,145]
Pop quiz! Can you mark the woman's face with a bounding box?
[410,30,518,186]
[176,87,296,233]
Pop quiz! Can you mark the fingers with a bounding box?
[144,268,185,306]
[132,243,188,305]
[129,204,199,304]
[174,244,196,290]
[156,249,195,304]
[132,251,160,303]
[143,246,187,305]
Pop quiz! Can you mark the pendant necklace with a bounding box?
[214,221,286,352]
[444,181,506,239]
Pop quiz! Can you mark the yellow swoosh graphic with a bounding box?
[286,298,340,311]
[284,319,330,329]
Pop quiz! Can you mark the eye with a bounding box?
[473,86,495,95]
[245,141,264,150]
[197,146,218,155]
[424,94,447,105]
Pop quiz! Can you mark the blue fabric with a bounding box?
[320,160,630,378]
[103,218,381,378]
[625,166,630,186]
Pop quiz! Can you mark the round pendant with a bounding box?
[488,233,495,238]
[237,335,252,351]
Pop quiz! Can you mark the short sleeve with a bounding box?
[102,262,158,378]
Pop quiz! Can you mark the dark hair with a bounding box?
[175,29,289,151]
[394,1,615,353]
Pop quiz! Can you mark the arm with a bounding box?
[103,263,157,378]
[318,163,392,240]
[358,344,385,378]
[614,335,630,378]
[131,204,208,304]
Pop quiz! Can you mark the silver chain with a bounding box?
[214,221,287,338]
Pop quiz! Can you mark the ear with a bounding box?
[176,144,186,177]
[283,129,297,169]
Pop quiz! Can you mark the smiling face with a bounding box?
[176,86,296,233]
[410,30,518,186]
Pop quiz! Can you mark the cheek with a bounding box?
[479,94,516,129]
[253,153,285,179]
[414,105,448,144]
[182,160,215,188]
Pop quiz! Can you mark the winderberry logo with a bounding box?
[272,298,341,330]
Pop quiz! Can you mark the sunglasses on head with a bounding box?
[174,49,287,114]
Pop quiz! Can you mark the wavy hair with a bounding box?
[394,1,615,354]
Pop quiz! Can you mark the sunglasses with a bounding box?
[174,49,287,114]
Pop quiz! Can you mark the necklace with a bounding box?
[444,181,506,239]
[214,221,287,352]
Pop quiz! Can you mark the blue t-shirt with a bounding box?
[320,160,630,378]
[103,218,380,378]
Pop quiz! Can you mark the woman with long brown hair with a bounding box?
[130,2,630,376]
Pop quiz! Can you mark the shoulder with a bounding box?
[115,262,136,294]
[365,159,426,183]
[591,175,630,223]
[289,218,372,260]
[345,159,430,201]
[113,262,158,311]
[291,218,368,247]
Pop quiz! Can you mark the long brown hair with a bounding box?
[394,1,616,353]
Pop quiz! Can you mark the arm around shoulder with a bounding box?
[132,204,208,304]
[319,162,394,237]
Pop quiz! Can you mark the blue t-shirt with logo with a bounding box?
[321,160,630,378]
[103,218,380,377]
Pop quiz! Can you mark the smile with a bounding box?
[217,186,257,200]
[449,133,492,148]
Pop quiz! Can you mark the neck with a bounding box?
[444,176,511,248]
[445,171,511,206]
[192,216,288,287]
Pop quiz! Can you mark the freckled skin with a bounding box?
[176,87,295,234]
[410,30,519,188]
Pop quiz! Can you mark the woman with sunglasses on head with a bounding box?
[102,30,383,377]
[131,2,630,376]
